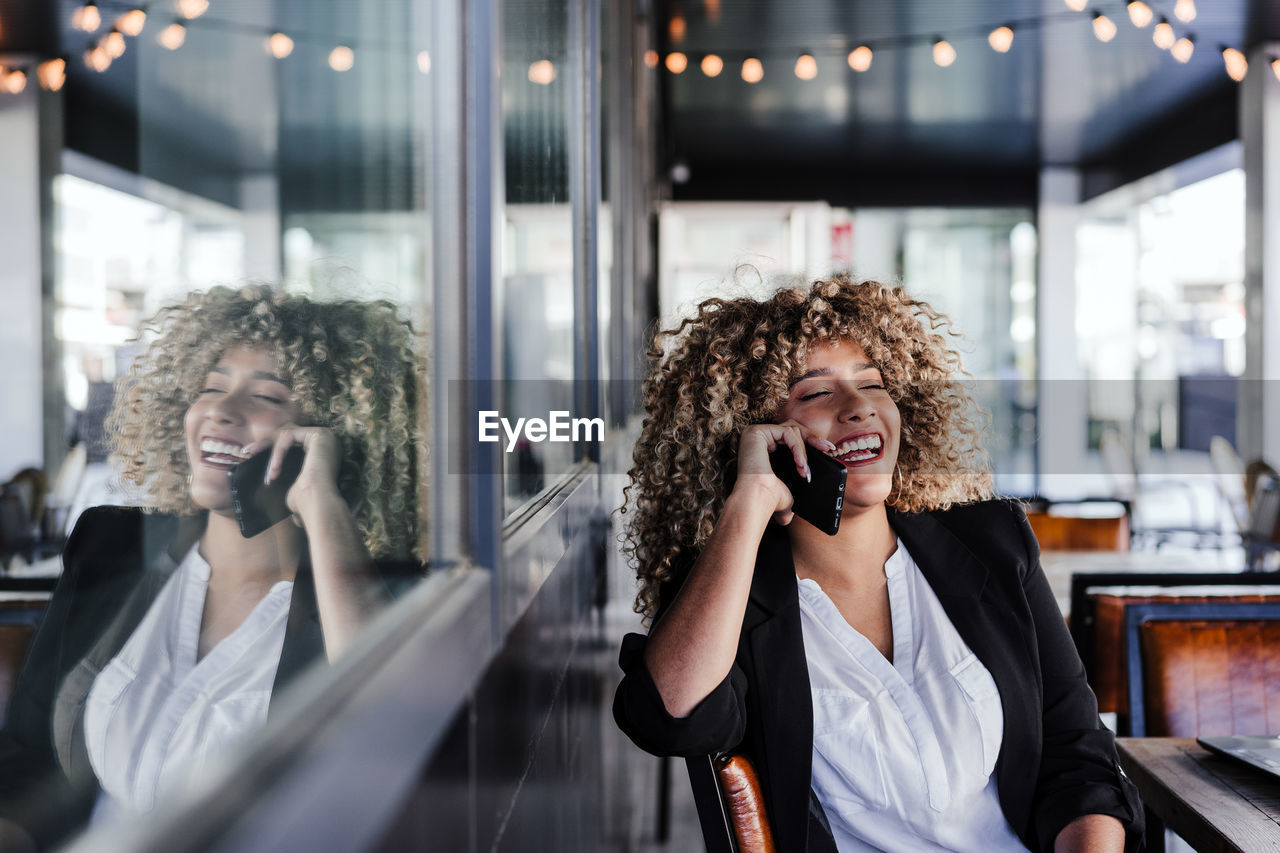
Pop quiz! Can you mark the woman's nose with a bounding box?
[838,387,875,421]
[208,389,247,423]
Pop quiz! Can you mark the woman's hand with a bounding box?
[244,423,345,530]
[734,421,837,526]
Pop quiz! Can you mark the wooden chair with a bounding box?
[0,593,50,727]
[1024,511,1129,552]
[1067,571,1280,721]
[687,752,775,853]
[1124,600,1280,737]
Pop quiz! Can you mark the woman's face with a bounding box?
[775,338,901,513]
[183,346,299,514]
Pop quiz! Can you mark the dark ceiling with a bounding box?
[657,0,1279,206]
[8,1,1279,212]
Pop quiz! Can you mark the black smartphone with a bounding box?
[227,446,306,538]
[769,446,847,536]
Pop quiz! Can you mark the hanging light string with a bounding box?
[0,0,434,89]
[656,0,1260,83]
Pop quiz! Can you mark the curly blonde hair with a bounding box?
[623,275,992,618]
[107,285,427,561]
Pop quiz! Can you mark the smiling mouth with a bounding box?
[833,434,883,466]
[199,438,252,470]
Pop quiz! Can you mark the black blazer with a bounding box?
[0,506,418,850]
[614,500,1144,853]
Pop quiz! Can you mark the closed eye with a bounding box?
[254,394,287,404]
[798,390,830,401]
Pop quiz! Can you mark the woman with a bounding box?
[614,276,1143,852]
[0,286,426,850]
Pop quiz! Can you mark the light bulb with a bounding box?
[329,46,355,72]
[1127,1,1153,27]
[72,2,101,32]
[847,45,872,72]
[1174,0,1196,22]
[665,52,687,74]
[643,50,659,69]
[158,22,186,49]
[4,69,27,95]
[1153,18,1175,49]
[527,59,555,84]
[1222,47,1247,81]
[417,51,431,74]
[117,8,146,37]
[740,57,763,83]
[1171,36,1194,63]
[1092,13,1117,42]
[1273,58,1280,82]
[267,32,293,59]
[84,45,111,72]
[794,53,817,80]
[1064,0,1086,11]
[932,39,956,67]
[988,26,1014,53]
[103,29,126,59]
[668,14,685,43]
[37,58,66,91]
[176,0,208,20]
[700,54,722,77]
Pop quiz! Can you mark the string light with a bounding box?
[3,69,27,95]
[1273,57,1280,82]
[665,52,687,73]
[988,25,1014,53]
[158,21,185,49]
[668,14,686,43]
[741,57,763,83]
[117,8,146,37]
[700,54,723,77]
[72,1,101,32]
[84,45,111,72]
[176,0,209,20]
[794,52,817,79]
[417,50,431,74]
[1126,0,1153,28]
[847,45,872,71]
[1064,0,1086,12]
[932,38,956,67]
[1171,35,1194,63]
[643,49,659,69]
[1222,46,1247,81]
[37,58,66,91]
[1173,0,1196,23]
[1152,17,1175,49]
[103,29,127,59]
[1091,12,1117,42]
[528,59,555,84]
[267,32,294,58]
[328,45,355,72]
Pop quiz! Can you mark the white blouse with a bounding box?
[84,544,293,820]
[798,543,1029,852]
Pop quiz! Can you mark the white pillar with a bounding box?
[0,87,47,478]
[1037,167,1090,497]
[240,173,282,282]
[1240,42,1280,465]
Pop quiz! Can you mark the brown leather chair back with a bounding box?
[1125,600,1280,737]
[1089,587,1280,719]
[1025,511,1129,552]
[687,751,776,853]
[715,753,775,853]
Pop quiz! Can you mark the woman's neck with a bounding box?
[199,510,305,587]
[788,501,897,587]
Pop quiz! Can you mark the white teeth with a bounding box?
[200,438,251,458]
[836,435,883,459]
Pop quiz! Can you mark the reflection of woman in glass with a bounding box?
[0,286,425,849]
[614,276,1143,852]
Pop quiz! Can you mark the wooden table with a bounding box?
[1116,737,1280,852]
